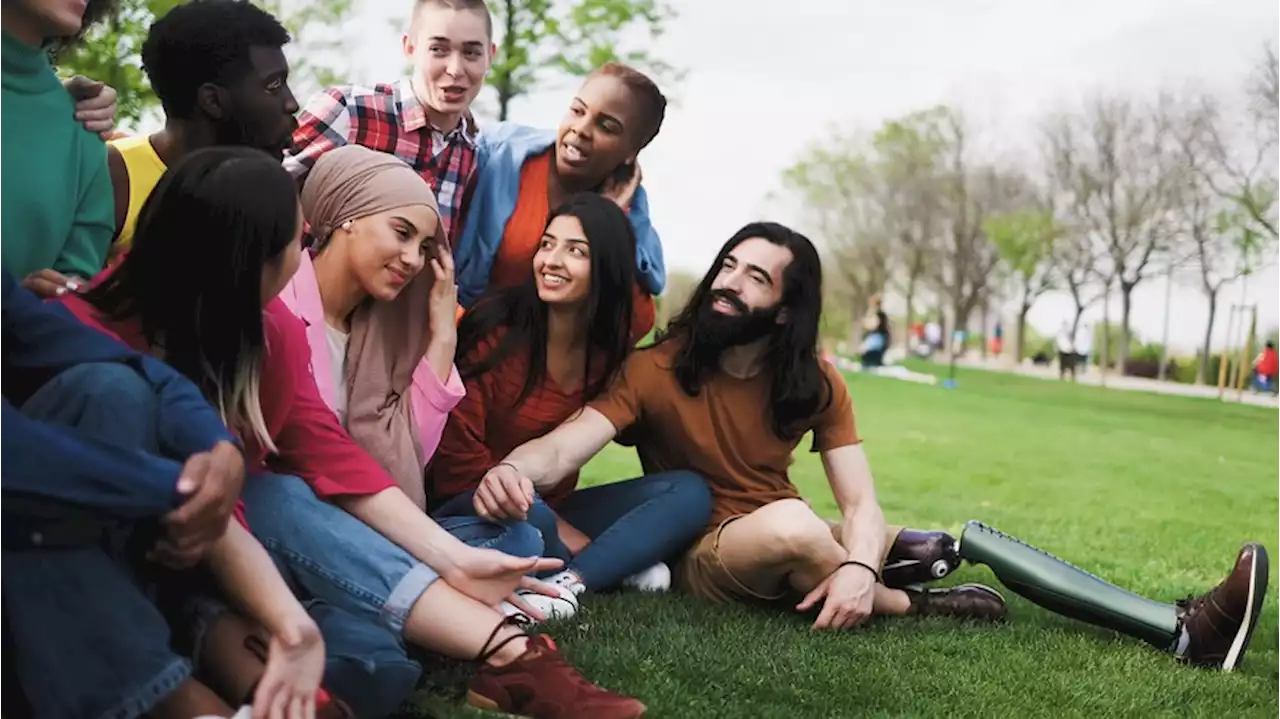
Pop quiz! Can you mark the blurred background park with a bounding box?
[58,1,1280,716]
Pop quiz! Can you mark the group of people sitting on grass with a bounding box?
[2,1,1271,718]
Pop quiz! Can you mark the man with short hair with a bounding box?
[107,0,301,254]
[475,221,1269,672]
[286,0,495,244]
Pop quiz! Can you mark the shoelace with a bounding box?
[475,614,536,665]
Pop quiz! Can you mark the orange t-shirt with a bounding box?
[485,150,656,341]
[589,339,860,528]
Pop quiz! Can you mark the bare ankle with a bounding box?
[484,629,529,668]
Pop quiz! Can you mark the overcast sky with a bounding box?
[342,0,1279,352]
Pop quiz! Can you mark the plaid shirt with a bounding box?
[285,79,479,243]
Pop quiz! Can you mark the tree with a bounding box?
[868,107,949,338]
[986,206,1060,361]
[1167,97,1273,384]
[488,0,680,120]
[782,131,894,341]
[55,0,356,129]
[928,109,1014,351]
[1047,95,1175,374]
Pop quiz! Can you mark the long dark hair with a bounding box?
[457,193,636,405]
[84,146,300,450]
[655,221,831,440]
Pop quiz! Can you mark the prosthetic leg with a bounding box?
[882,528,963,589]
[957,520,1179,649]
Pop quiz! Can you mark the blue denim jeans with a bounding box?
[434,471,712,590]
[240,473,543,637]
[5,363,421,718]
[4,363,190,719]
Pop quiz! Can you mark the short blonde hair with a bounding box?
[411,0,492,38]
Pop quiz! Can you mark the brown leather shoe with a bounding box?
[467,634,646,718]
[907,583,1007,621]
[1178,543,1269,671]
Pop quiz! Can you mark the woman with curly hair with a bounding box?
[1,0,120,296]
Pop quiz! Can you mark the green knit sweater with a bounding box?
[1,31,113,280]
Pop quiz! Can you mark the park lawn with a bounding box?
[409,365,1279,718]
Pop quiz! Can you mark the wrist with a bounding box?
[837,559,881,584]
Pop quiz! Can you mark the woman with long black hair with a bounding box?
[68,146,647,719]
[431,192,711,619]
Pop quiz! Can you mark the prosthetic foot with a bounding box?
[882,528,962,588]
[957,520,1180,649]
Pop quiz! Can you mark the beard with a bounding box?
[214,116,288,158]
[687,290,780,358]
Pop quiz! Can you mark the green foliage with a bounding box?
[488,0,681,120]
[53,0,182,126]
[54,0,355,129]
[985,207,1060,287]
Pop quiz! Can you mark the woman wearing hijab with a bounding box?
[248,145,645,716]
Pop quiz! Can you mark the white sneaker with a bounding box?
[545,569,588,597]
[622,562,671,592]
[509,581,580,621]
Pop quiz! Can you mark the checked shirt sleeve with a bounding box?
[284,87,354,179]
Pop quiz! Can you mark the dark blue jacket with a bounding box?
[2,270,235,523]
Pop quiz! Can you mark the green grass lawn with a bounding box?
[411,365,1279,718]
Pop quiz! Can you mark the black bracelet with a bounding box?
[837,560,882,584]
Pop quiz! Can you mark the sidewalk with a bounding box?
[952,356,1280,409]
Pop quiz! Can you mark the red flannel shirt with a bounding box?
[285,79,479,244]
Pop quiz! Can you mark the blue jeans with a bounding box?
[434,471,712,591]
[4,364,418,718]
[241,473,543,637]
[4,364,189,719]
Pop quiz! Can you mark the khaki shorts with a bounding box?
[676,515,903,606]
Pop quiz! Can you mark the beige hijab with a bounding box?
[301,145,443,508]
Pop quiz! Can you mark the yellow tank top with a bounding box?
[110,135,168,252]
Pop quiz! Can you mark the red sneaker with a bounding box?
[467,632,646,718]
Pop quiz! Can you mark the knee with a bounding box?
[53,363,155,413]
[524,498,561,537]
[496,520,545,559]
[663,471,713,525]
[754,499,832,559]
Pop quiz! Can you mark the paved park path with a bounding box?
[951,356,1280,409]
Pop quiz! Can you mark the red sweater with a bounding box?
[429,329,599,508]
[60,296,398,500]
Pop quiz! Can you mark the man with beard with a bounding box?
[105,0,300,258]
[473,221,1269,673]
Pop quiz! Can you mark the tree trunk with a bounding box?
[1100,282,1111,384]
[1015,301,1031,363]
[903,273,917,352]
[1157,272,1174,382]
[1196,289,1218,385]
[497,0,517,120]
[1117,281,1135,376]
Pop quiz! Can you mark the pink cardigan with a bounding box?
[278,251,466,462]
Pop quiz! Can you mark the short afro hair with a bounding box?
[142,0,291,119]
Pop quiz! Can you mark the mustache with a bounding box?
[708,289,748,314]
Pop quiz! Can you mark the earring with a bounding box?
[341,220,353,231]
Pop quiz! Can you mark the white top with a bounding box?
[325,323,350,424]
[1056,326,1075,354]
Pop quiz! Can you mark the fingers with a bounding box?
[484,475,518,519]
[518,576,562,597]
[520,477,535,506]
[504,591,548,622]
[22,270,79,298]
[287,694,308,719]
[268,685,289,719]
[473,483,499,519]
[795,576,829,612]
[528,557,564,574]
